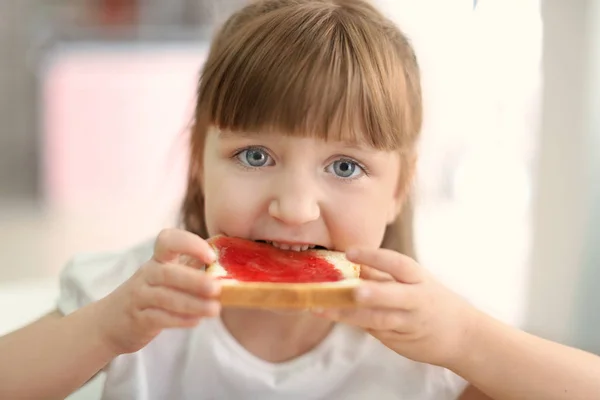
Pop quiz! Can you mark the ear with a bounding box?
[387,190,408,225]
[387,153,417,224]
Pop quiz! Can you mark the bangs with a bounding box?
[196,1,421,152]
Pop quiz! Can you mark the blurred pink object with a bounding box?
[42,44,208,212]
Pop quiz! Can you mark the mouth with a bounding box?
[254,240,328,252]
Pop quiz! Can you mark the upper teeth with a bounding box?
[267,241,315,252]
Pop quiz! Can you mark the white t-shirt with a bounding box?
[58,240,468,400]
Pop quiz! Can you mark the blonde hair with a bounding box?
[182,0,422,258]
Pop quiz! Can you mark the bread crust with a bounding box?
[217,279,360,309]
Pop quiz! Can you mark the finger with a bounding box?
[354,281,418,310]
[137,308,203,329]
[145,263,221,298]
[314,308,410,331]
[359,265,395,282]
[153,229,216,265]
[346,248,422,284]
[140,285,221,317]
[178,254,206,270]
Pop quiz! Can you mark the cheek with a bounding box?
[324,186,393,249]
[203,167,266,237]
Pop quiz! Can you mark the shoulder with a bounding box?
[57,239,155,315]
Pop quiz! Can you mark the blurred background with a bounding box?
[0,0,598,398]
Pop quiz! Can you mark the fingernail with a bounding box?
[355,286,370,301]
[207,249,217,262]
[208,281,221,295]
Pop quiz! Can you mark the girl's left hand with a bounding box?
[314,248,478,368]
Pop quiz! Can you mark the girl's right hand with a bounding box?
[95,229,221,355]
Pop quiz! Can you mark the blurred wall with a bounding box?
[0,0,39,200]
[0,0,247,201]
[526,0,600,353]
[573,0,600,353]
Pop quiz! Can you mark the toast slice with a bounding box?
[206,235,361,309]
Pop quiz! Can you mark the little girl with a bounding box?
[2,1,600,399]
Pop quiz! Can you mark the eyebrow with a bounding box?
[216,130,248,139]
[216,129,379,153]
[338,141,373,151]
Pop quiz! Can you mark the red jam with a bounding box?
[212,236,343,283]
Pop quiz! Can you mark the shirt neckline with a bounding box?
[209,315,351,374]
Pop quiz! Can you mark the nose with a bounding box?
[268,172,320,226]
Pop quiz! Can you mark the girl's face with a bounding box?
[202,128,404,251]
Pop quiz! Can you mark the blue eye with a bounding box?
[236,147,272,167]
[327,159,363,179]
